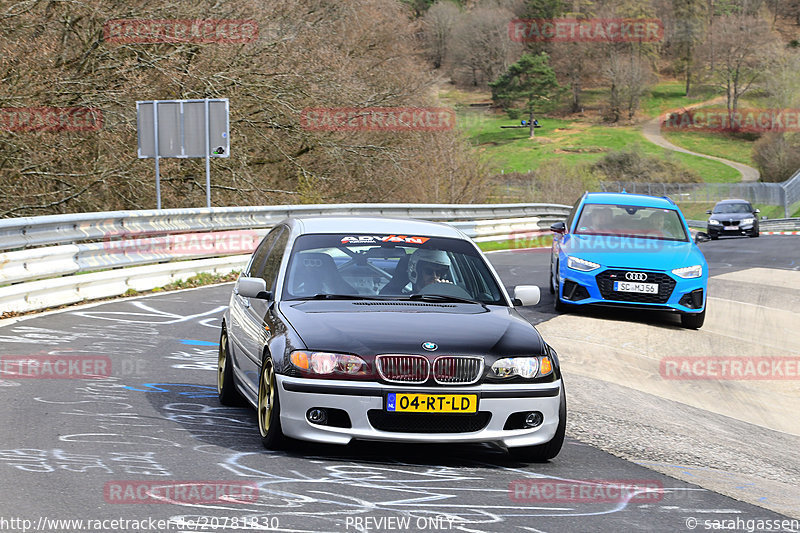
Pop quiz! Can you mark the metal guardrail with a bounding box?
[687,218,800,231]
[0,203,571,252]
[0,203,571,315]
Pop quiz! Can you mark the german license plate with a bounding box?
[386,393,478,413]
[613,281,658,294]
[724,226,739,230]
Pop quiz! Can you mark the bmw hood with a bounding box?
[561,234,706,271]
[278,301,547,358]
[710,212,754,222]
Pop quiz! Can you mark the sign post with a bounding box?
[136,98,230,209]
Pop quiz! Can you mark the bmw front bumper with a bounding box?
[707,223,755,237]
[275,375,563,448]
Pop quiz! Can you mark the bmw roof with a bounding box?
[288,216,466,239]
[714,198,749,204]
[583,192,677,209]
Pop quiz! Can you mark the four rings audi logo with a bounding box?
[625,272,648,281]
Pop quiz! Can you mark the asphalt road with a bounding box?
[0,236,798,533]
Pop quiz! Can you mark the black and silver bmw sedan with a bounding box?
[706,199,760,239]
[218,216,566,462]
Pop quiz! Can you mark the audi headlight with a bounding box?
[290,351,369,376]
[741,218,754,225]
[566,256,600,272]
[708,219,721,225]
[491,356,553,379]
[672,265,703,279]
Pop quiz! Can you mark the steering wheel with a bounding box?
[417,282,473,300]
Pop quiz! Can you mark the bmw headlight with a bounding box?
[741,218,754,225]
[672,265,703,279]
[290,351,369,377]
[708,218,721,225]
[491,356,553,379]
[566,256,600,272]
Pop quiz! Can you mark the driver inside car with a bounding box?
[406,249,453,292]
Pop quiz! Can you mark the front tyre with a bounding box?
[681,308,706,329]
[218,328,243,406]
[258,357,286,450]
[509,386,567,463]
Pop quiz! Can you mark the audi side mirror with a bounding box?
[550,221,566,233]
[695,232,711,244]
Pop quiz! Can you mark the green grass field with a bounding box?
[662,130,756,167]
[477,234,553,252]
[458,110,740,182]
[641,81,720,118]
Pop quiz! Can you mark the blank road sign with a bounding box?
[137,99,229,158]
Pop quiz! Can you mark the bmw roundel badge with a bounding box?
[422,341,438,352]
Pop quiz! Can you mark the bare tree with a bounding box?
[698,14,781,126]
[0,0,490,216]
[671,0,707,96]
[763,48,800,109]
[603,48,654,122]
[448,3,523,87]
[753,133,800,182]
[550,42,598,113]
[422,1,461,69]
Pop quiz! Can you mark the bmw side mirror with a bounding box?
[513,285,540,306]
[550,222,566,233]
[705,209,713,215]
[754,208,760,214]
[237,276,272,299]
[695,232,711,244]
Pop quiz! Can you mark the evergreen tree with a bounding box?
[489,53,561,138]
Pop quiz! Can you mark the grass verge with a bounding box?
[477,234,553,252]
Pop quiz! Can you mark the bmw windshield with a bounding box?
[713,202,753,214]
[282,233,506,305]
[574,204,689,242]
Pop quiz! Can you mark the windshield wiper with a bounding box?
[408,293,483,305]
[307,293,372,300]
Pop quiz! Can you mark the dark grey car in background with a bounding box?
[706,199,760,239]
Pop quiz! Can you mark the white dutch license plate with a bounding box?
[613,281,658,294]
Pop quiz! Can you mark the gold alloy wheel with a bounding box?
[217,332,227,393]
[258,360,275,437]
